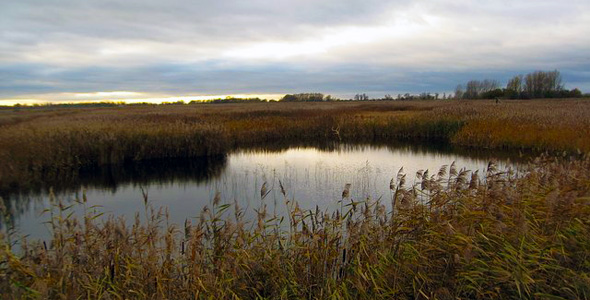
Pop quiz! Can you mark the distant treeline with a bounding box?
[455,70,583,99]
[189,97,271,104]
[0,102,149,111]
[281,93,335,102]
[1,98,272,110]
[280,93,454,102]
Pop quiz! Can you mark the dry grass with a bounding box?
[1,99,590,298]
[3,99,588,192]
[2,156,590,299]
[446,100,590,151]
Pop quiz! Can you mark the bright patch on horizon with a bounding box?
[0,92,285,106]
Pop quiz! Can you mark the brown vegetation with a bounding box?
[1,99,589,191]
[2,99,590,298]
[2,156,590,298]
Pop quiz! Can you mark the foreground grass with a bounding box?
[1,99,589,191]
[2,156,590,299]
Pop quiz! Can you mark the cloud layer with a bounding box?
[2,0,589,102]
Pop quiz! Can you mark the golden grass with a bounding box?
[1,99,590,298]
[447,100,590,152]
[2,156,590,299]
[2,99,589,191]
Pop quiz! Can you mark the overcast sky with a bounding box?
[1,0,589,103]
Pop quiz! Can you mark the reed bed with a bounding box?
[2,99,589,192]
[2,156,590,299]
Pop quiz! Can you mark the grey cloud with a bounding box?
[1,0,403,42]
[1,0,589,101]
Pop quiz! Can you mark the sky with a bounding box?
[1,0,590,104]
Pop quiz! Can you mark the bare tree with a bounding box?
[507,75,523,92]
[463,79,500,99]
[525,70,563,98]
[454,85,464,99]
[354,93,369,101]
[464,81,479,99]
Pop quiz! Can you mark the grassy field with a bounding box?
[1,99,589,191]
[1,99,590,298]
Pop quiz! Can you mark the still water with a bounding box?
[3,143,522,241]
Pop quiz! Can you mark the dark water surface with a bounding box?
[2,143,524,241]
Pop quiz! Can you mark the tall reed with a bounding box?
[2,155,589,299]
[2,100,589,192]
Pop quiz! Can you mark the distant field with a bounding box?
[1,99,589,190]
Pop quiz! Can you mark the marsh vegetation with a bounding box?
[2,99,589,190]
[1,99,590,298]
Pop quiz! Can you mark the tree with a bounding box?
[454,69,580,100]
[481,89,504,99]
[454,85,464,99]
[481,79,500,94]
[354,93,369,101]
[506,75,523,99]
[281,93,325,102]
[569,88,582,98]
[463,79,500,99]
[524,70,563,98]
[464,81,478,99]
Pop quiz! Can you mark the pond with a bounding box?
[2,143,524,241]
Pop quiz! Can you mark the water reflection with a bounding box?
[1,142,526,240]
[1,156,227,224]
